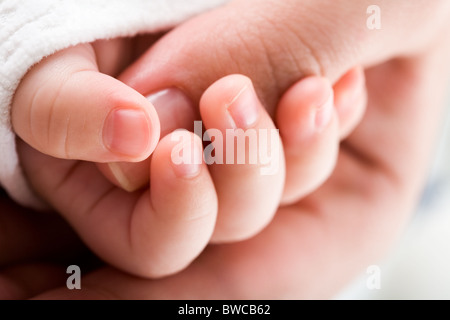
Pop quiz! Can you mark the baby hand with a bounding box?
[12,42,215,278]
[12,42,286,276]
[12,36,365,279]
[12,43,161,163]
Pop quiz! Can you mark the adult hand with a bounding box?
[0,191,85,300]
[116,0,450,202]
[6,0,450,299]
[27,37,450,298]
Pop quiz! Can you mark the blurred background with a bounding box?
[336,88,450,300]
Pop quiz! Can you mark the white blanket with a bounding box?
[0,0,227,207]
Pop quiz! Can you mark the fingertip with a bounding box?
[13,51,161,163]
[103,90,161,162]
[277,76,339,204]
[102,108,151,160]
[200,75,254,119]
[199,74,285,243]
[150,130,215,222]
[333,66,367,139]
[97,161,150,193]
[277,76,334,147]
[97,87,198,193]
[199,74,276,137]
[169,130,204,179]
[334,66,365,112]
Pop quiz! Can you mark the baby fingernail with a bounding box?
[103,108,151,158]
[314,83,334,132]
[107,162,133,192]
[226,83,259,129]
[171,132,203,178]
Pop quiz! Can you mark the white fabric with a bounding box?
[0,0,227,207]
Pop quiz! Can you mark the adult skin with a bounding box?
[3,0,450,299]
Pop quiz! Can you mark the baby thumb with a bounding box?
[12,44,160,163]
